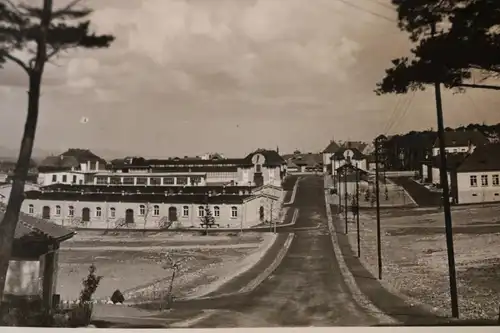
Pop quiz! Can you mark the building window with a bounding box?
[198,206,205,217]
[72,175,77,183]
[139,204,146,216]
[191,176,202,185]
[55,205,61,216]
[52,174,57,182]
[110,177,121,185]
[214,206,220,217]
[493,175,499,186]
[481,175,488,187]
[123,177,134,185]
[153,205,160,216]
[136,177,147,185]
[470,175,477,187]
[163,177,175,185]
[150,177,162,186]
[96,207,102,217]
[96,176,107,185]
[177,177,188,185]
[231,206,238,218]
[110,207,116,218]
[68,206,74,217]
[28,204,34,214]
[183,206,189,217]
[62,175,67,183]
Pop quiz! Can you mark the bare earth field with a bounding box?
[58,232,275,303]
[347,205,500,320]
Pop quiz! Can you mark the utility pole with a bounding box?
[338,166,342,214]
[356,163,361,258]
[431,22,459,319]
[344,164,348,234]
[374,136,383,280]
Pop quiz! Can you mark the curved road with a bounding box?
[192,175,379,327]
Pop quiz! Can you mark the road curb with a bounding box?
[283,177,301,206]
[239,233,294,293]
[324,191,398,325]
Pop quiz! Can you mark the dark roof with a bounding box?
[244,149,285,166]
[457,143,500,172]
[431,153,469,170]
[110,158,251,169]
[61,149,106,164]
[288,153,322,167]
[39,155,79,169]
[322,141,341,153]
[39,184,255,195]
[434,130,489,148]
[340,141,368,152]
[332,147,365,160]
[336,163,369,174]
[0,204,75,242]
[24,191,251,204]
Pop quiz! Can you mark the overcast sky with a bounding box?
[1,0,499,158]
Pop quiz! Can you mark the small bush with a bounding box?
[111,290,125,304]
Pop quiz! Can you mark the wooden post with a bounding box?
[42,245,58,312]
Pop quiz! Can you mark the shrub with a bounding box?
[111,290,125,304]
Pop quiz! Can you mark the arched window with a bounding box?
[153,205,160,216]
[231,206,238,218]
[198,206,205,217]
[183,206,189,217]
[96,207,102,217]
[68,206,74,216]
[110,207,116,218]
[213,206,220,217]
[139,204,146,216]
[28,204,34,215]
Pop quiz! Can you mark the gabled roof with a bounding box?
[0,204,76,242]
[322,140,341,153]
[332,147,365,160]
[433,130,489,148]
[340,141,368,152]
[457,143,500,173]
[244,149,285,166]
[431,153,469,170]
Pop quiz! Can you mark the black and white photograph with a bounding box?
[1,0,500,328]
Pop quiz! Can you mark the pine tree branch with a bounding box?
[1,51,30,73]
[455,83,500,90]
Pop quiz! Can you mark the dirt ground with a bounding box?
[57,232,275,303]
[347,205,500,320]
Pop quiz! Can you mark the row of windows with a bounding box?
[95,176,201,185]
[52,174,80,183]
[469,174,500,187]
[27,204,239,218]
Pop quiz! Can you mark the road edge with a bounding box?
[324,191,399,325]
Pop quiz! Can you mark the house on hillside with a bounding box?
[3,206,75,311]
[38,149,107,186]
[452,143,500,204]
[331,147,367,178]
[432,130,489,156]
[322,141,341,174]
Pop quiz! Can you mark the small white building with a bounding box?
[452,143,500,204]
[431,130,488,157]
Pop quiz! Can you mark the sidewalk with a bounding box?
[329,204,453,326]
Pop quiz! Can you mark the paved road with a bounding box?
[190,175,379,327]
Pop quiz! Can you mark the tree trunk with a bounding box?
[0,73,42,303]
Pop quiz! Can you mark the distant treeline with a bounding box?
[380,123,500,171]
